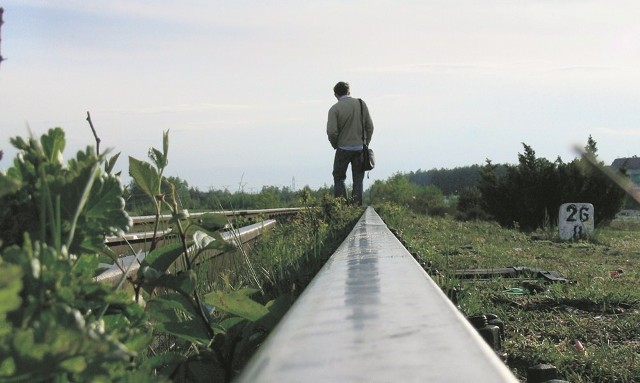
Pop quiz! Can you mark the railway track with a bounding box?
[98,208,303,285]
[236,206,518,382]
[103,208,302,249]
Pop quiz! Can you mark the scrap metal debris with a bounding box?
[454,266,570,283]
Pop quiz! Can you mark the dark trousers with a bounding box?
[333,148,365,205]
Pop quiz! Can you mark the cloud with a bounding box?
[547,65,624,73]
[597,128,640,137]
[348,62,622,76]
[14,0,316,29]
[136,103,249,114]
[98,103,250,115]
[348,63,484,74]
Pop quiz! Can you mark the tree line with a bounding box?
[126,136,627,232]
[477,137,626,230]
[125,177,332,215]
[369,136,626,231]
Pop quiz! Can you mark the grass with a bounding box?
[376,204,640,383]
[248,200,364,300]
[140,198,364,382]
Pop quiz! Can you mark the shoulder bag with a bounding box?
[359,99,375,171]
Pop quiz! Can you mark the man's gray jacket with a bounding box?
[327,97,374,149]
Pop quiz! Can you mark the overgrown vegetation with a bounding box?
[375,137,627,234]
[378,203,640,382]
[0,128,156,382]
[252,195,362,299]
[0,122,636,382]
[125,176,329,215]
[368,172,455,216]
[0,128,362,382]
[478,137,625,231]
[407,164,507,195]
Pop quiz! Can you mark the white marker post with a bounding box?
[559,203,594,241]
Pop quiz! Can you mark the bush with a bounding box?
[0,128,300,382]
[369,173,449,216]
[456,186,489,221]
[479,137,625,231]
[0,129,159,382]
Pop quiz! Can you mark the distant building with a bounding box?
[611,157,640,213]
[611,157,640,185]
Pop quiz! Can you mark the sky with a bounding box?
[1,1,639,192]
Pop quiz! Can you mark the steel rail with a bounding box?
[97,219,276,285]
[104,228,173,245]
[128,207,303,226]
[236,207,518,383]
[104,207,302,247]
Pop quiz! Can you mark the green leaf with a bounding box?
[185,224,224,240]
[58,157,130,254]
[9,135,28,151]
[0,264,23,336]
[203,290,268,322]
[149,148,166,170]
[191,230,227,252]
[143,352,187,373]
[219,316,246,332]
[105,152,121,174]
[148,293,200,320]
[123,331,153,353]
[73,254,100,276]
[147,294,211,345]
[82,174,131,239]
[195,213,228,231]
[129,156,160,199]
[40,127,66,164]
[257,293,293,331]
[60,356,87,373]
[162,130,169,162]
[144,130,169,171]
[155,319,211,346]
[0,357,16,376]
[0,173,21,199]
[139,242,183,276]
[153,271,197,295]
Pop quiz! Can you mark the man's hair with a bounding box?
[333,81,350,97]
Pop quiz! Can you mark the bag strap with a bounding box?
[359,98,371,178]
[359,98,367,148]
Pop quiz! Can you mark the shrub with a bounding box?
[479,137,625,231]
[369,173,448,216]
[0,128,159,382]
[456,186,489,221]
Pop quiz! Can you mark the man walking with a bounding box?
[327,81,374,205]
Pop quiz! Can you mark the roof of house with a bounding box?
[611,157,640,170]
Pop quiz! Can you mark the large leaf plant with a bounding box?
[0,128,161,382]
[0,128,291,382]
[129,131,291,381]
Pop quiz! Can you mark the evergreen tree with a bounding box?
[479,137,625,231]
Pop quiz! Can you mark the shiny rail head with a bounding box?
[128,207,303,225]
[236,207,518,383]
[97,220,277,285]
